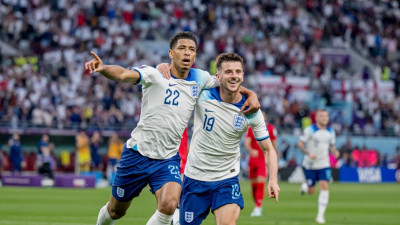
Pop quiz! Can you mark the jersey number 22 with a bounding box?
[164,89,180,106]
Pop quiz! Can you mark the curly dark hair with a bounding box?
[169,31,198,49]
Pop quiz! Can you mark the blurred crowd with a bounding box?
[0,0,399,135]
[0,131,123,183]
[334,137,400,169]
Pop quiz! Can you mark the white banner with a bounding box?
[257,76,309,101]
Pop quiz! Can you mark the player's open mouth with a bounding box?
[228,79,239,84]
[182,59,191,65]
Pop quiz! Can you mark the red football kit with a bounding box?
[179,127,189,174]
[246,124,277,179]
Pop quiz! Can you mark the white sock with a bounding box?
[301,182,309,193]
[254,206,262,212]
[172,208,180,225]
[146,210,173,225]
[317,190,329,219]
[96,202,116,225]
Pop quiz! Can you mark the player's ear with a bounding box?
[168,49,173,59]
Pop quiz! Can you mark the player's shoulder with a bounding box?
[190,68,210,77]
[130,65,158,73]
[326,126,335,134]
[304,124,317,133]
[198,87,246,110]
[186,68,212,83]
[198,87,218,102]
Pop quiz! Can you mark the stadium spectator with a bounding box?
[36,146,56,179]
[0,0,399,137]
[340,137,353,156]
[8,133,24,173]
[37,134,52,155]
[76,129,91,172]
[90,130,103,171]
[0,146,3,179]
[336,151,356,168]
[395,146,400,169]
[244,111,278,217]
[106,132,122,183]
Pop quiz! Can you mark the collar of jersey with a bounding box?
[209,87,247,109]
[171,68,196,82]
[312,123,332,132]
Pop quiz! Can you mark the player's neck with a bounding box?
[219,88,242,104]
[316,123,327,130]
[170,64,190,79]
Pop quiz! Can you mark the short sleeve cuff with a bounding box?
[129,67,142,85]
[256,135,270,141]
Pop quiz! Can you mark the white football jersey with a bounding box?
[126,66,218,159]
[185,87,270,181]
[300,124,336,169]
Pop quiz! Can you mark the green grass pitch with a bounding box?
[0,181,399,225]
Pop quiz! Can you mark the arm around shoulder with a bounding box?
[239,86,260,115]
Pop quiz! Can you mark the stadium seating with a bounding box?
[0,0,398,136]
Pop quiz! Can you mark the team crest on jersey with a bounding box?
[190,85,200,98]
[233,114,246,130]
[116,187,125,198]
[185,211,194,223]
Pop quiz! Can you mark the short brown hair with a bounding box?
[216,53,244,72]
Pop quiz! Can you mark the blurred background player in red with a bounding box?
[172,127,189,225]
[179,127,189,175]
[244,111,278,217]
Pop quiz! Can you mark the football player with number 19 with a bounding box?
[180,53,280,225]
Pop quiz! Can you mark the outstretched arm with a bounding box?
[239,86,260,115]
[85,51,140,84]
[258,138,280,202]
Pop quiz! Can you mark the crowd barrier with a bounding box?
[280,166,399,183]
[1,173,96,188]
[339,166,398,183]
